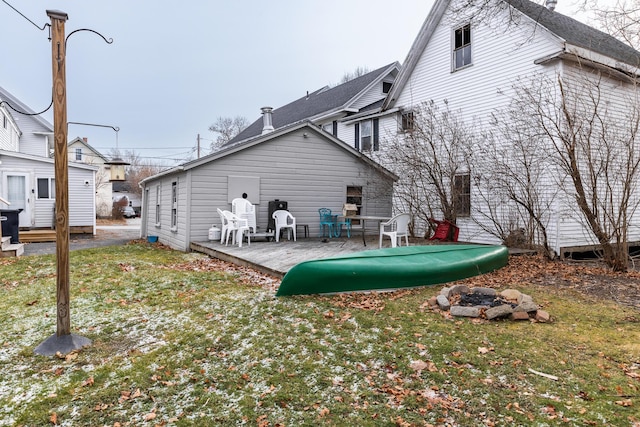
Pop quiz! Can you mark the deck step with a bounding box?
[0,242,24,257]
[1,236,11,251]
[19,229,56,243]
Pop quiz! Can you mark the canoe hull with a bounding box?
[276,244,508,296]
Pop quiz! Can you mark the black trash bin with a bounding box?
[0,209,22,244]
[267,200,288,232]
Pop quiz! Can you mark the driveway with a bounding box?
[22,218,141,256]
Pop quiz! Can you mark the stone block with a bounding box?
[511,311,530,321]
[500,289,523,303]
[535,310,551,322]
[436,294,451,311]
[450,305,480,318]
[516,301,538,313]
[472,287,496,297]
[485,304,514,320]
[449,285,470,296]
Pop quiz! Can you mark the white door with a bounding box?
[5,174,31,226]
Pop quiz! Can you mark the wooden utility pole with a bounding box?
[49,9,71,337]
[35,10,91,356]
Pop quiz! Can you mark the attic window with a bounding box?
[383,81,392,94]
[75,148,82,161]
[3,114,7,129]
[453,24,472,71]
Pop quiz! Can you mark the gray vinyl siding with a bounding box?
[145,176,189,250]
[142,127,395,251]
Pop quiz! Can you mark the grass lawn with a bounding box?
[1,242,639,426]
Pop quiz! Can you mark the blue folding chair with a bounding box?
[318,208,335,238]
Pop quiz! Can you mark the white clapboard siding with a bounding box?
[0,152,96,229]
[353,0,640,252]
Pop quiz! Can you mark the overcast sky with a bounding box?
[1,0,584,166]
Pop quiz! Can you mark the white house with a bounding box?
[226,62,400,149]
[0,86,97,234]
[68,136,113,217]
[342,0,640,257]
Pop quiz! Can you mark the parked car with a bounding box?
[121,206,136,218]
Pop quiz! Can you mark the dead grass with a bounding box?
[0,246,638,426]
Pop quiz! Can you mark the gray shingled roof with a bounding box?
[507,0,640,67]
[226,62,398,145]
[0,85,54,133]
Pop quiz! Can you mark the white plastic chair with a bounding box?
[232,197,257,233]
[379,213,411,248]
[217,208,232,244]
[222,210,251,247]
[272,210,296,242]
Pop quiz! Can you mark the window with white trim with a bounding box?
[454,173,471,216]
[75,148,82,161]
[155,185,161,226]
[170,181,178,230]
[401,111,415,132]
[453,24,472,71]
[354,119,379,152]
[37,177,55,199]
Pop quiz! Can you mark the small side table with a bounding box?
[296,224,309,238]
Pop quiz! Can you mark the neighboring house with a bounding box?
[68,137,113,217]
[226,62,400,151]
[0,86,97,233]
[140,121,397,251]
[0,86,53,157]
[112,181,141,214]
[0,150,97,232]
[350,0,640,255]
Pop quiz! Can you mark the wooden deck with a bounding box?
[190,235,400,279]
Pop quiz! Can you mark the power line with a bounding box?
[1,0,49,31]
[93,146,191,150]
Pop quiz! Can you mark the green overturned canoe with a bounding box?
[276,244,508,296]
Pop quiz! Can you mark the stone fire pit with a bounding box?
[429,285,551,322]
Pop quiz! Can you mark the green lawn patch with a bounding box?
[0,244,638,426]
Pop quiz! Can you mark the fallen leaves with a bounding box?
[81,376,94,387]
[118,263,135,272]
[161,258,280,291]
[478,346,494,354]
[409,360,438,372]
[118,388,142,404]
[615,398,633,407]
[458,254,640,309]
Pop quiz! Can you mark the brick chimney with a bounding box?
[261,106,274,134]
[546,0,557,11]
